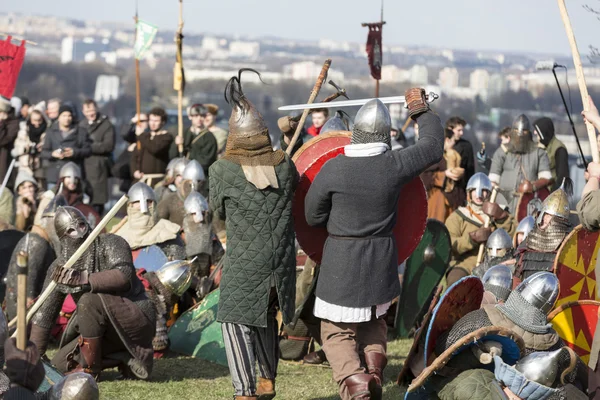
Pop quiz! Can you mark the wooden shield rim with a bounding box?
[407,326,525,393]
[397,285,443,386]
[423,276,484,365]
[548,299,600,321]
[396,219,451,337]
[291,130,351,164]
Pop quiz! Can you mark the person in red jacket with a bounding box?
[306,109,329,137]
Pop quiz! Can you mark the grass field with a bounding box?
[92,338,413,400]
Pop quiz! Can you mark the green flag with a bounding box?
[134,19,158,60]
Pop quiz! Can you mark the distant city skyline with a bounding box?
[4,0,600,56]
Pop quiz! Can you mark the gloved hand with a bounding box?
[4,338,45,392]
[517,180,534,194]
[469,227,492,244]
[482,202,508,221]
[404,88,429,119]
[277,116,299,136]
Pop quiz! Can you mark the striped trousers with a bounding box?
[221,301,279,396]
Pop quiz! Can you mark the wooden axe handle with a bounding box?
[286,59,332,156]
[476,188,499,266]
[558,0,599,163]
[16,250,28,350]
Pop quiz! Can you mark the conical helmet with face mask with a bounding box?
[485,228,512,258]
[321,111,350,134]
[180,160,205,198]
[510,114,533,154]
[127,182,157,215]
[466,173,492,202]
[184,191,209,224]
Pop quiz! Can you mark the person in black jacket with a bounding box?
[80,99,115,214]
[447,116,475,194]
[41,105,91,189]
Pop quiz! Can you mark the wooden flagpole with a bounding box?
[176,0,185,156]
[134,15,141,127]
[558,0,599,163]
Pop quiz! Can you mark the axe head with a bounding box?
[328,80,349,99]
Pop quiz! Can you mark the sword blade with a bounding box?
[278,96,407,111]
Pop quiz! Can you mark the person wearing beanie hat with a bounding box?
[203,103,229,154]
[14,170,38,231]
[40,103,91,188]
[533,117,569,191]
[305,89,444,399]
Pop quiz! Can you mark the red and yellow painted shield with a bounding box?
[548,300,600,365]
[553,225,600,307]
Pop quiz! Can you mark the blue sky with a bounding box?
[4,0,600,55]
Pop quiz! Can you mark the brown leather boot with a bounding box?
[343,373,377,399]
[303,349,327,365]
[364,352,387,400]
[234,397,258,400]
[66,336,103,380]
[256,377,276,400]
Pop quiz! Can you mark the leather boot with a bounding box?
[256,377,276,400]
[234,397,258,400]
[66,336,103,380]
[365,352,387,400]
[303,349,327,365]
[343,373,377,400]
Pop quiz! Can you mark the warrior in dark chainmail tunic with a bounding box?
[29,206,156,381]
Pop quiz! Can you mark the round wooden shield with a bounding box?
[515,187,550,222]
[423,276,484,366]
[548,300,600,365]
[396,220,451,338]
[292,130,427,264]
[552,225,600,307]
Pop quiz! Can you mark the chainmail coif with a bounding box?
[497,291,553,334]
[351,127,392,147]
[484,283,511,302]
[525,217,571,253]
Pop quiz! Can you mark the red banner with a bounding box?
[365,23,383,80]
[0,36,26,99]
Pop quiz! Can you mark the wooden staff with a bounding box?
[134,15,141,125]
[286,59,332,156]
[476,188,498,266]
[558,0,600,163]
[15,236,28,350]
[10,195,130,332]
[0,33,37,46]
[175,0,185,155]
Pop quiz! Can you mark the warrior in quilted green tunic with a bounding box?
[209,69,297,399]
[210,156,297,327]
